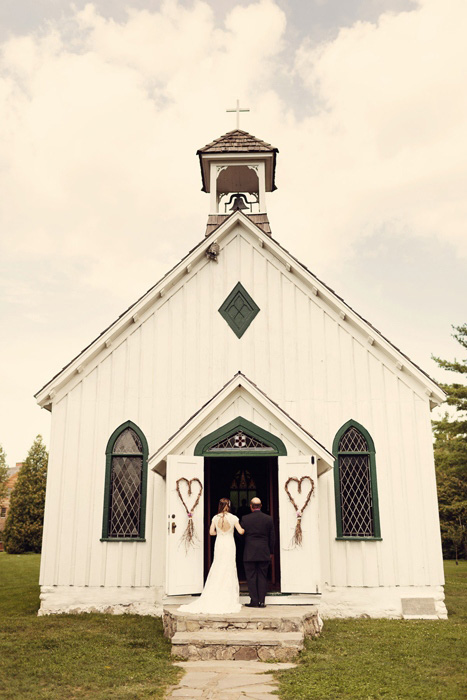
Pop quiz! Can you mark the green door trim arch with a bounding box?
[194,416,287,457]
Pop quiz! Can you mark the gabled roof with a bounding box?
[197,129,278,154]
[148,371,335,476]
[35,210,445,410]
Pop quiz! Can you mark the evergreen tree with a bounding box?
[432,324,467,561]
[3,435,48,554]
[0,444,8,503]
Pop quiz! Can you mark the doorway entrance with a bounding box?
[204,456,280,591]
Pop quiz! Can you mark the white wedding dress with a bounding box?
[178,512,242,614]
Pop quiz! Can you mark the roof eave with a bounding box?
[228,215,445,403]
[35,210,445,409]
[196,149,208,192]
[34,213,253,406]
[34,225,227,406]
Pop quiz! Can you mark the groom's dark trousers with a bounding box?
[241,510,275,606]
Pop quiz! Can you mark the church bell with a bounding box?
[228,193,249,212]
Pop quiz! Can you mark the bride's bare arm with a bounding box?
[235,520,245,535]
[209,518,217,536]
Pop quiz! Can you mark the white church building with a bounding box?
[36,128,447,619]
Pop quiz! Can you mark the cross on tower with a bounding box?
[226,99,250,129]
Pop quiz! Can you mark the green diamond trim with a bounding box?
[219,282,260,338]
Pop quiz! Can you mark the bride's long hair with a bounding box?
[218,498,231,515]
[217,498,231,531]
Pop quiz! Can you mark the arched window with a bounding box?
[101,421,148,541]
[333,420,381,540]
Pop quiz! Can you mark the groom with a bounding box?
[241,497,275,608]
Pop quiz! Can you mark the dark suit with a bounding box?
[241,510,275,606]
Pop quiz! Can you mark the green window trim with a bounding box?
[335,537,382,542]
[194,416,287,457]
[332,419,381,541]
[101,420,149,541]
[100,538,146,543]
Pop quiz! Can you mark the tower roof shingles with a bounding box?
[197,129,278,154]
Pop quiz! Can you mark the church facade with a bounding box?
[36,130,447,619]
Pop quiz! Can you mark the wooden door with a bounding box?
[166,455,204,595]
[278,456,320,593]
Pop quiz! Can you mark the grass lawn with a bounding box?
[0,553,181,700]
[1,556,465,699]
[277,560,467,700]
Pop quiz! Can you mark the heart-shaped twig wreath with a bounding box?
[176,477,203,550]
[284,476,315,547]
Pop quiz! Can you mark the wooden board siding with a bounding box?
[39,222,443,591]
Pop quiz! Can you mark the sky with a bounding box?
[0,0,466,467]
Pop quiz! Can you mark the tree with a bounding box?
[0,444,8,504]
[432,324,467,561]
[3,435,48,554]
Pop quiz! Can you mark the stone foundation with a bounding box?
[38,585,163,616]
[38,584,447,622]
[319,585,447,619]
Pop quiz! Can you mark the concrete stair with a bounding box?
[163,604,322,661]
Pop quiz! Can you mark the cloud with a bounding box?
[288,0,467,262]
[0,0,466,463]
[1,0,465,299]
[0,0,289,296]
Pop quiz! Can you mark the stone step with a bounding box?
[170,614,302,633]
[163,604,322,661]
[163,604,321,636]
[172,630,303,646]
[162,594,321,606]
[171,629,304,661]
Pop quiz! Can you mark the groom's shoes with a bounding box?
[258,602,266,607]
[245,602,259,608]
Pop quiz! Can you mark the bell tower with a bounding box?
[197,128,278,237]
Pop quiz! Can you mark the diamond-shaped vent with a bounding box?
[219,282,260,338]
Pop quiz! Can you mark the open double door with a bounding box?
[166,455,320,596]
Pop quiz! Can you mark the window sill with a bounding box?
[335,537,382,541]
[100,538,146,542]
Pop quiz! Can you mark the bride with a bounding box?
[178,498,245,614]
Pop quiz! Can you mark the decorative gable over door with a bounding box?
[148,372,334,476]
[194,416,287,456]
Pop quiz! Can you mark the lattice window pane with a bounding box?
[108,456,143,537]
[211,431,270,451]
[339,454,374,536]
[113,428,143,454]
[339,426,368,453]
